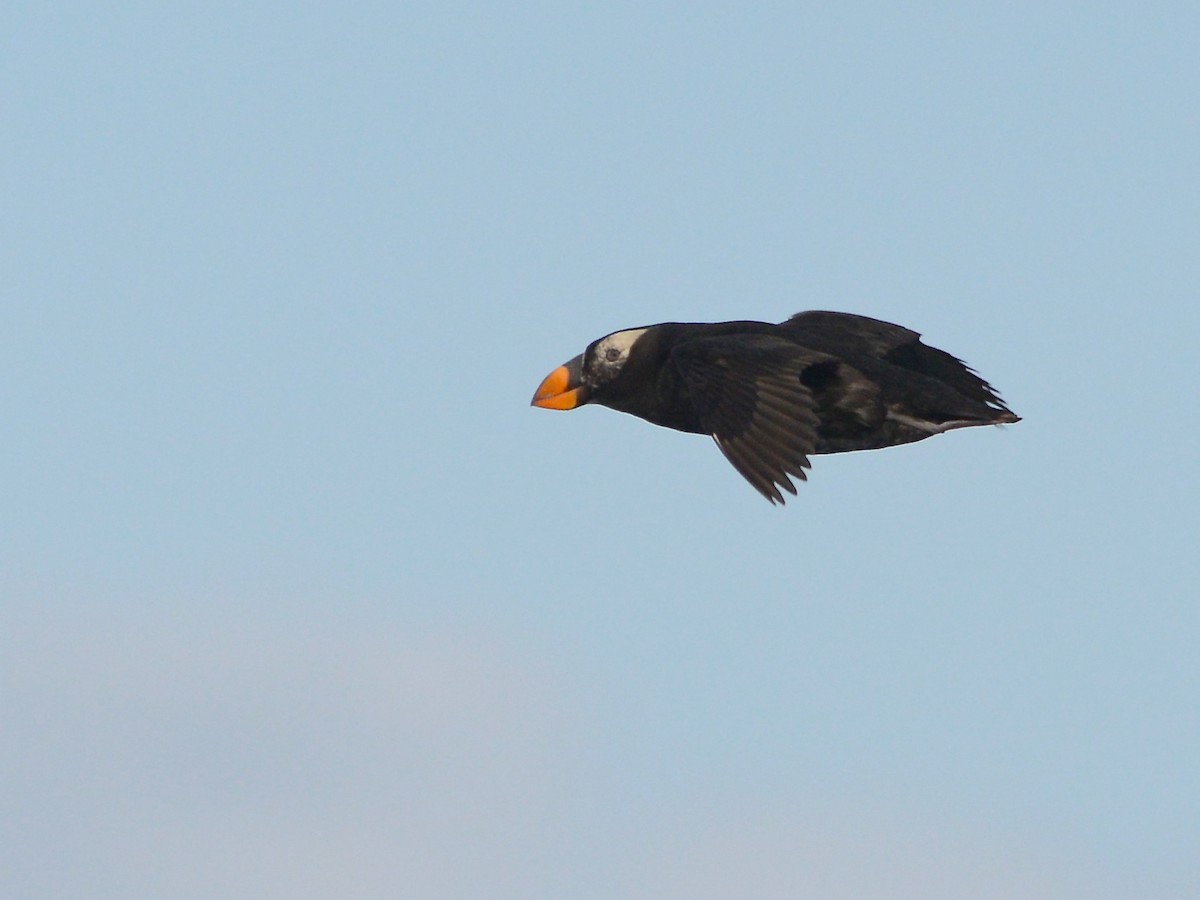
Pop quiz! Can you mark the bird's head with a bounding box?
[530,327,650,410]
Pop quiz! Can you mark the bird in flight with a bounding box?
[531,311,1019,504]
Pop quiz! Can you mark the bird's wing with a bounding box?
[670,336,822,504]
[784,310,1014,414]
[782,310,921,354]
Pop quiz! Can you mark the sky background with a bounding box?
[3,2,1198,898]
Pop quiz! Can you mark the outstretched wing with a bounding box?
[670,336,822,504]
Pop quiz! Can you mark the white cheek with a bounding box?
[591,327,649,382]
[601,327,649,357]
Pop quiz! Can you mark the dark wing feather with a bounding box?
[782,310,1014,415]
[670,336,822,504]
[782,310,921,355]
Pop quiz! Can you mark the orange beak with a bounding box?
[531,354,589,410]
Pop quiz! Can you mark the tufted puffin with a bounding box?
[530,311,1019,504]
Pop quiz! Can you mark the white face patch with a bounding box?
[589,327,649,380]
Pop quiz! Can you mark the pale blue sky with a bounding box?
[3,3,1198,898]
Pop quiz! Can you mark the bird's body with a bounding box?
[532,311,1019,503]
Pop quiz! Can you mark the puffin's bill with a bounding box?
[531,356,587,410]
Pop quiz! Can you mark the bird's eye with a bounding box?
[604,348,621,362]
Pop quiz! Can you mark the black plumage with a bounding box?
[531,311,1019,503]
